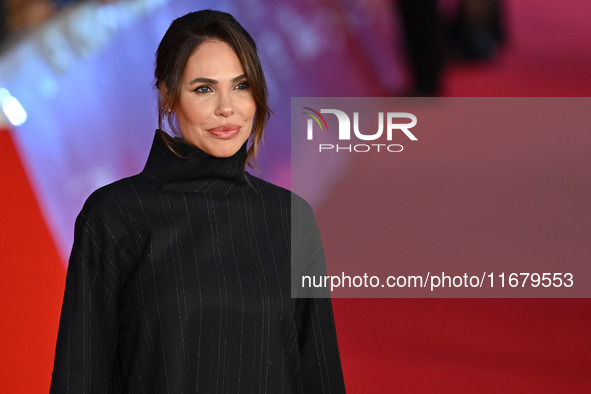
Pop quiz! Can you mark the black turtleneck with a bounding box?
[50,131,346,393]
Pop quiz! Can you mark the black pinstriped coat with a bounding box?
[50,132,345,393]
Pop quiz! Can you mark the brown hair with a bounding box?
[154,10,270,167]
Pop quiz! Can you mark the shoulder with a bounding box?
[72,174,151,266]
[74,174,153,248]
[245,173,316,226]
[245,172,290,195]
[79,173,157,220]
[83,174,150,209]
[68,176,148,291]
[246,173,313,208]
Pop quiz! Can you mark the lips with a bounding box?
[207,125,241,139]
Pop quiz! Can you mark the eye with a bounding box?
[234,81,250,91]
[193,85,212,94]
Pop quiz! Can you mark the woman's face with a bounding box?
[174,40,256,157]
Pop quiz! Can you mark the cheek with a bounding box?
[244,101,257,121]
[235,95,256,119]
[179,100,209,125]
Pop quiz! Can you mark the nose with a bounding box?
[215,91,234,117]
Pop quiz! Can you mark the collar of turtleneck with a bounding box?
[141,130,249,193]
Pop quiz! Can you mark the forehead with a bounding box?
[183,40,244,78]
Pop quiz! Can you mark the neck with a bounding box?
[141,130,249,193]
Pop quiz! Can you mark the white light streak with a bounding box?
[0,88,28,126]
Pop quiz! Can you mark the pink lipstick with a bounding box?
[207,125,240,139]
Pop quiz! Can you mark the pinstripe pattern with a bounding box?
[50,132,345,393]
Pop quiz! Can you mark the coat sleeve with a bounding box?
[296,297,346,393]
[292,196,346,393]
[50,197,127,393]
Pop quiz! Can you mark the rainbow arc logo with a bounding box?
[302,107,328,138]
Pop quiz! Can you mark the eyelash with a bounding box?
[193,85,212,94]
[235,81,249,90]
[193,81,250,94]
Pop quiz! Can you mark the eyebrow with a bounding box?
[189,74,246,85]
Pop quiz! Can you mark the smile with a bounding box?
[206,125,241,139]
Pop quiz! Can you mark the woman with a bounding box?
[50,9,345,393]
